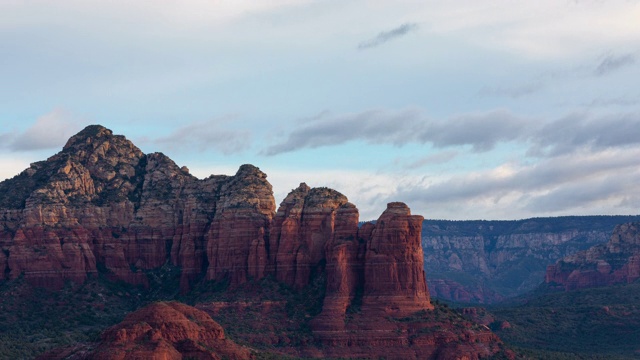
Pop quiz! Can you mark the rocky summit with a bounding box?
[0,125,509,359]
[546,221,640,291]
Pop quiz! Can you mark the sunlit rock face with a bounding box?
[0,125,276,292]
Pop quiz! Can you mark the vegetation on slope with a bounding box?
[486,282,640,359]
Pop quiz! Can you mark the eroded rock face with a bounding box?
[546,222,640,291]
[0,125,275,291]
[269,184,349,288]
[307,203,476,360]
[73,302,251,360]
[362,202,432,315]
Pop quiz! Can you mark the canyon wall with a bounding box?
[422,217,639,302]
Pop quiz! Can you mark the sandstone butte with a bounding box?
[0,125,508,359]
[546,222,640,291]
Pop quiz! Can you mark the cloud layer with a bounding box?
[264,108,531,155]
[391,147,640,219]
[266,107,640,159]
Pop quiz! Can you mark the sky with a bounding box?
[1,0,640,220]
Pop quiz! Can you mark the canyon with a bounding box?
[422,216,639,303]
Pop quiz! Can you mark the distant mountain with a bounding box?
[422,216,640,303]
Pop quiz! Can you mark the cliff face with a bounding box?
[546,222,640,291]
[422,217,639,303]
[269,184,350,288]
[0,126,276,292]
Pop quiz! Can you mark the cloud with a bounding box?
[152,117,251,155]
[358,23,419,50]
[528,112,640,157]
[391,147,640,219]
[594,53,636,76]
[264,108,531,155]
[425,110,530,151]
[8,108,88,151]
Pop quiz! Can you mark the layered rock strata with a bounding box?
[546,222,640,291]
[0,125,276,291]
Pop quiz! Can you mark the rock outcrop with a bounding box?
[308,203,494,360]
[0,125,276,292]
[39,301,252,360]
[546,222,640,291]
[361,202,432,315]
[269,184,350,288]
[422,216,639,303]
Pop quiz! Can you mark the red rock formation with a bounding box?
[268,184,349,288]
[546,222,640,291]
[306,203,506,360]
[0,125,275,291]
[40,302,252,360]
[361,202,433,315]
[205,164,276,286]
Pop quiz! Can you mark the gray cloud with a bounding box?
[267,108,640,166]
[594,53,636,76]
[425,110,530,151]
[264,108,530,155]
[358,23,418,50]
[391,148,640,218]
[523,175,631,213]
[528,112,640,157]
[153,117,251,155]
[8,109,88,151]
